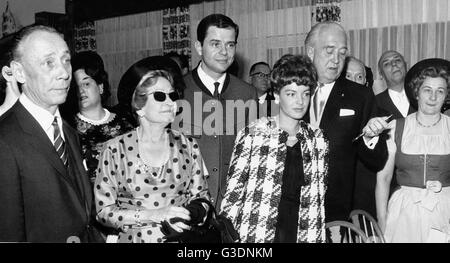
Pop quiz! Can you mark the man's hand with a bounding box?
[362,115,393,139]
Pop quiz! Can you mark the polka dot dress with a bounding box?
[94,128,210,243]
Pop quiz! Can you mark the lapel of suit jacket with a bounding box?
[64,123,92,217]
[380,90,404,119]
[407,105,416,115]
[319,81,344,129]
[14,103,79,190]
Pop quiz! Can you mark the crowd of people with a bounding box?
[0,13,449,243]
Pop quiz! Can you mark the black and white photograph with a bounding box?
[1,0,449,253]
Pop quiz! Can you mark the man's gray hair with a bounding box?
[304,21,347,48]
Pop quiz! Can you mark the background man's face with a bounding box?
[379,51,406,88]
[250,64,271,94]
[16,30,71,111]
[345,60,366,85]
[195,26,236,79]
[308,25,348,84]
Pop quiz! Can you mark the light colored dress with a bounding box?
[94,129,210,243]
[384,113,450,242]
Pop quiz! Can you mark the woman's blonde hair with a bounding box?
[131,69,174,111]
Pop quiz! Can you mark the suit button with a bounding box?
[212,167,218,172]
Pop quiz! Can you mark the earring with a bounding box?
[136,110,145,117]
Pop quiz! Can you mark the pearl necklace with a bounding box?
[416,113,441,128]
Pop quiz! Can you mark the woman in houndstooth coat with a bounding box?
[220,54,329,243]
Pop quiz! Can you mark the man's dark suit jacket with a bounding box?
[304,77,388,222]
[0,102,97,242]
[375,89,416,120]
[256,92,279,119]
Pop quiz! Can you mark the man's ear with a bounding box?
[10,61,26,84]
[194,41,203,57]
[306,46,314,61]
[1,66,13,82]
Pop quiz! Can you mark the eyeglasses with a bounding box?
[149,91,180,102]
[250,72,270,79]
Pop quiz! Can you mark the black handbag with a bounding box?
[161,198,240,243]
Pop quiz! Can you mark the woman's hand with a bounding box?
[143,206,192,232]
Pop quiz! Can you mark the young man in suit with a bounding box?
[177,14,257,209]
[303,22,388,238]
[0,25,101,242]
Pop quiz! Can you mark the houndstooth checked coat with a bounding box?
[220,117,329,243]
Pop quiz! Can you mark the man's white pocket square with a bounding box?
[339,109,355,116]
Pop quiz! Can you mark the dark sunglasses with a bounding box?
[149,91,180,102]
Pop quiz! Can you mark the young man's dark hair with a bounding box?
[196,13,239,44]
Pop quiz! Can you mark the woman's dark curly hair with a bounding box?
[71,51,111,105]
[270,54,318,94]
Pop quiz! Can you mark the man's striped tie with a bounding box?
[52,117,68,167]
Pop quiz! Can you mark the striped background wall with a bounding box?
[94,0,450,104]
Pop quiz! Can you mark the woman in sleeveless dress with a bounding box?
[376,58,450,243]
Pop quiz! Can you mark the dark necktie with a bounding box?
[213,82,220,98]
[52,117,68,167]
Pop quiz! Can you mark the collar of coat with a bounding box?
[244,116,327,184]
[223,116,329,243]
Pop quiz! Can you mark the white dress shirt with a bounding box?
[197,62,226,95]
[309,82,334,128]
[258,93,267,104]
[388,88,410,117]
[19,94,65,143]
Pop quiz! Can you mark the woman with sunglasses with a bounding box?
[69,51,134,184]
[94,69,210,243]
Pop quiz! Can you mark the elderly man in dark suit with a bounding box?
[303,22,388,239]
[375,50,415,118]
[0,25,101,242]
